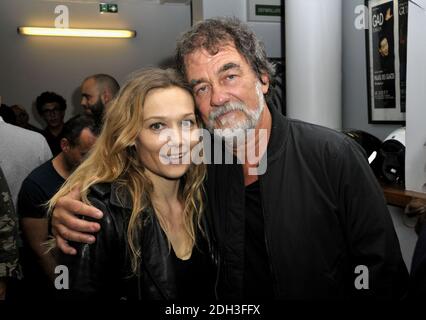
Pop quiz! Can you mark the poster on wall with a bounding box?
[366,0,407,124]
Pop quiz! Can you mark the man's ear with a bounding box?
[260,73,270,94]
[101,90,113,105]
[60,138,70,152]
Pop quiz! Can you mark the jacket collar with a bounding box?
[141,211,177,300]
[265,102,290,164]
[90,182,133,210]
[90,182,176,299]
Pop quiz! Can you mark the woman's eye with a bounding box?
[150,123,165,131]
[182,119,195,128]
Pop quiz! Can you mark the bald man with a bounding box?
[80,74,120,132]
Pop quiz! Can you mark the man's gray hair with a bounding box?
[175,17,276,96]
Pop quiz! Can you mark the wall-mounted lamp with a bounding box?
[17,27,136,38]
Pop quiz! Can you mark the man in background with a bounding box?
[80,74,119,133]
[0,113,52,300]
[11,104,42,133]
[36,91,67,156]
[18,115,97,299]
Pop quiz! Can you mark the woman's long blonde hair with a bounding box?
[49,68,206,272]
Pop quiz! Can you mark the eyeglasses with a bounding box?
[42,107,62,115]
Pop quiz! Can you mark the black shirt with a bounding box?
[42,128,62,156]
[243,180,274,300]
[18,159,65,219]
[17,159,65,298]
[172,235,216,301]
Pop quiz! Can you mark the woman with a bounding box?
[49,68,216,300]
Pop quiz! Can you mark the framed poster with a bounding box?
[365,0,407,124]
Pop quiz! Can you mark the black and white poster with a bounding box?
[367,0,407,123]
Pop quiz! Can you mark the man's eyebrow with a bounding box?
[190,79,203,87]
[218,62,240,74]
[190,63,241,87]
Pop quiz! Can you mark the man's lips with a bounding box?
[216,110,240,125]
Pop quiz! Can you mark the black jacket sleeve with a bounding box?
[332,138,409,299]
[55,196,123,300]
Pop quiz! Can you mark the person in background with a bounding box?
[18,115,97,299]
[0,104,16,125]
[0,166,21,300]
[11,104,42,133]
[36,91,67,156]
[80,74,120,134]
[0,113,51,300]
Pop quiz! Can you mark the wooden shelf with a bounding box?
[382,183,426,208]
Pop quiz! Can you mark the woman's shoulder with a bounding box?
[85,182,130,229]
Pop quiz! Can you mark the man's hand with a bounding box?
[52,187,103,255]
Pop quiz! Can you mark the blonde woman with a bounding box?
[49,68,216,300]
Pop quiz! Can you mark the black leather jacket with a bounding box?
[57,182,217,300]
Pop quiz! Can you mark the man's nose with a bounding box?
[210,86,230,107]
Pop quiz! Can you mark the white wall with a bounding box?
[0,0,191,128]
[286,0,342,130]
[192,0,282,58]
[405,0,426,193]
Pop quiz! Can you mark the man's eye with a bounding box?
[196,86,208,95]
[150,123,165,131]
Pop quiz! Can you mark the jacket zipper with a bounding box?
[259,177,278,298]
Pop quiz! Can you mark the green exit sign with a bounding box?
[100,3,118,13]
[255,5,281,17]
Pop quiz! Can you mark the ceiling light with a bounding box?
[18,27,136,38]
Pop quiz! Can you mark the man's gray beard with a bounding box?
[206,81,266,144]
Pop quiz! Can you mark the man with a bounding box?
[0,166,20,300]
[0,114,52,299]
[17,115,97,299]
[80,74,119,133]
[11,104,42,133]
[36,91,67,156]
[379,36,390,58]
[51,18,408,299]
[0,115,52,209]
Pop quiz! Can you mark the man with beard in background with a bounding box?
[80,74,120,134]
